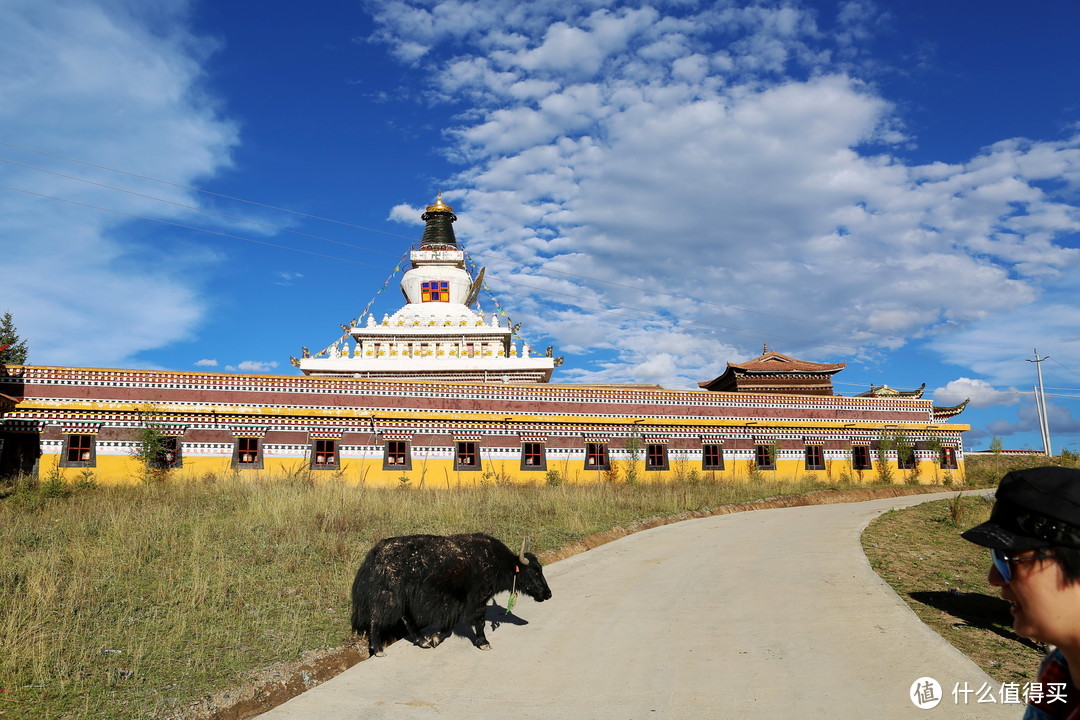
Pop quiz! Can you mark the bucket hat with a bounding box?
[962,466,1080,551]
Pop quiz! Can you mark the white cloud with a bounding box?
[226,360,279,372]
[0,0,237,367]
[194,358,218,367]
[369,1,1080,390]
[388,203,425,224]
[932,378,1018,409]
[275,272,304,286]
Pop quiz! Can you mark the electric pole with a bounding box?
[1027,349,1052,457]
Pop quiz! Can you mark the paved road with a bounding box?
[260,492,1018,719]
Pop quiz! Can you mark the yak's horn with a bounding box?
[519,536,530,565]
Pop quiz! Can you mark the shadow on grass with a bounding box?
[909,590,1045,652]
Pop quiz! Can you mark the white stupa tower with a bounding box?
[299,194,555,383]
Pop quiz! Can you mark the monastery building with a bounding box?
[0,196,969,486]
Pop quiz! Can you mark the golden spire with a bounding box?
[425,191,453,214]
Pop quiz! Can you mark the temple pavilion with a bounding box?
[698,346,845,395]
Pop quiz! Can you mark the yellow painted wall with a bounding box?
[35,450,965,488]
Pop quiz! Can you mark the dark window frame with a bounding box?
[232,437,264,470]
[702,443,725,470]
[520,442,547,471]
[646,443,668,471]
[455,441,481,471]
[152,436,183,469]
[804,444,825,471]
[311,438,340,470]
[584,442,610,471]
[754,444,775,470]
[383,440,412,471]
[897,447,917,470]
[852,445,873,470]
[60,433,96,468]
[940,446,958,470]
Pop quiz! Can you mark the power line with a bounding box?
[0,184,389,269]
[0,139,1059,356]
[0,156,402,258]
[0,139,416,242]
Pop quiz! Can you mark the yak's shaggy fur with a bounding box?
[350,533,552,656]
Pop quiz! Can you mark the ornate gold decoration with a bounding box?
[425,191,454,214]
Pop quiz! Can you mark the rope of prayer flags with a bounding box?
[464,251,527,345]
[312,251,408,358]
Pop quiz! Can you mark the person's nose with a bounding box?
[988,562,1007,587]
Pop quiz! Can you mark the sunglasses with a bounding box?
[990,548,1055,583]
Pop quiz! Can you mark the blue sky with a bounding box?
[2,0,1080,453]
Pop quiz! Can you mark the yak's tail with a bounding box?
[350,552,376,636]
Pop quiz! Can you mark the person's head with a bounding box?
[963,466,1080,646]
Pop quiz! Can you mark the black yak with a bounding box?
[350,533,552,656]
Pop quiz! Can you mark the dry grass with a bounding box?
[1,470,920,720]
[860,450,1080,685]
[862,493,1047,684]
[860,453,1078,686]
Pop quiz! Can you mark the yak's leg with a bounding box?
[369,597,401,658]
[469,602,492,650]
[400,612,425,645]
[368,624,386,658]
[422,625,453,648]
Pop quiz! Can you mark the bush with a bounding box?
[544,469,564,486]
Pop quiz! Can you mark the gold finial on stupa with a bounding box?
[425,191,453,214]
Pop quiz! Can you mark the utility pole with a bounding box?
[1027,349,1052,457]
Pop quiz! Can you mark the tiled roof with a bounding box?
[726,351,845,374]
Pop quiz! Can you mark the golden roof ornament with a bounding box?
[425,191,453,214]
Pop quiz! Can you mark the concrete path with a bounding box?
[259,492,1019,719]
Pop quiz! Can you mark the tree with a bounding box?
[0,311,29,365]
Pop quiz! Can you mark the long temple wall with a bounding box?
[0,366,968,486]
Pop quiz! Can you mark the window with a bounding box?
[702,444,724,470]
[585,442,610,470]
[153,436,182,469]
[421,280,450,302]
[646,443,668,471]
[61,434,95,467]
[311,439,339,470]
[804,445,825,471]
[455,441,481,471]
[233,437,263,469]
[897,447,916,470]
[521,442,546,471]
[852,445,872,471]
[383,440,411,471]
[755,444,775,470]
[940,447,958,469]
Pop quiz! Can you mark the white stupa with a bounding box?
[299,194,555,383]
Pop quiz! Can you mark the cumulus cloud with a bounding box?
[0,0,237,366]
[369,1,1080,390]
[194,358,218,367]
[932,378,1019,409]
[388,203,425,224]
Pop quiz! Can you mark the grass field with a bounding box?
[0,468,954,720]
